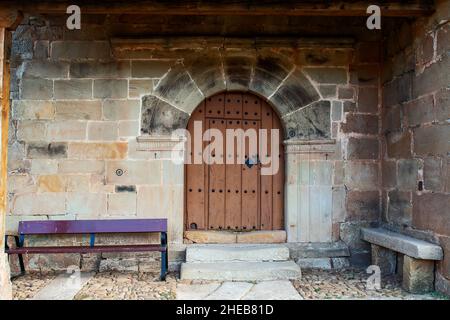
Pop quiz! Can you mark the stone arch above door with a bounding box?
[140,49,332,140]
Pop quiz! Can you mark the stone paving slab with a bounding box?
[32,272,95,300]
[176,281,302,300]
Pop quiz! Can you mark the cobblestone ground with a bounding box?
[12,269,449,300]
[294,268,448,300]
[12,272,57,300]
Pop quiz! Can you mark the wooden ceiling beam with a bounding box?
[10,1,434,17]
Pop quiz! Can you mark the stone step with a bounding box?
[180,261,301,281]
[186,244,290,262]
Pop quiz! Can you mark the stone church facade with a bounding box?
[0,0,448,298]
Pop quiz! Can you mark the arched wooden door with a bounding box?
[185,92,284,231]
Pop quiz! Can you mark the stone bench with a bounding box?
[361,228,443,293]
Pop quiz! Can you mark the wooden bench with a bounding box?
[361,227,443,293]
[4,219,168,280]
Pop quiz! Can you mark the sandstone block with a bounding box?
[341,114,378,134]
[304,67,347,84]
[386,131,412,158]
[54,79,92,99]
[27,142,68,159]
[414,125,450,157]
[66,193,107,217]
[23,60,69,79]
[424,157,444,192]
[37,174,89,192]
[54,101,102,120]
[46,120,87,141]
[131,60,173,78]
[346,137,379,160]
[58,160,104,174]
[106,160,161,185]
[141,96,189,134]
[413,193,450,237]
[387,190,412,226]
[129,80,153,98]
[184,230,237,244]
[12,193,66,215]
[93,79,127,99]
[236,230,286,243]
[344,162,379,190]
[87,121,118,141]
[107,192,137,216]
[12,100,54,120]
[68,142,127,159]
[103,99,140,120]
[16,121,46,141]
[51,41,111,60]
[30,159,58,175]
[331,101,342,121]
[70,61,130,78]
[20,78,53,99]
[404,94,434,127]
[118,120,140,137]
[371,244,397,275]
[346,190,380,221]
[357,87,378,113]
[397,159,420,191]
[402,255,434,293]
[435,88,449,122]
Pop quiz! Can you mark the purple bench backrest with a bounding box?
[18,219,167,235]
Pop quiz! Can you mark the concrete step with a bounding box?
[186,244,290,262]
[180,261,301,281]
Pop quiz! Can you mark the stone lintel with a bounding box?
[284,139,336,154]
[136,135,185,151]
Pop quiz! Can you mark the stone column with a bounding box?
[402,255,435,293]
[0,7,21,299]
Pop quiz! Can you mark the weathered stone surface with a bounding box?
[141,95,189,135]
[286,241,349,259]
[250,54,292,98]
[413,53,449,98]
[344,162,379,190]
[434,88,449,122]
[54,101,102,120]
[414,125,450,157]
[435,271,450,297]
[103,99,140,120]
[51,41,111,60]
[423,157,445,192]
[382,105,401,133]
[297,48,351,66]
[203,282,253,300]
[397,159,420,191]
[296,258,331,269]
[16,121,46,141]
[268,69,320,116]
[12,100,55,120]
[387,190,412,226]
[93,79,128,99]
[223,51,254,90]
[351,65,379,86]
[346,191,380,221]
[243,281,302,300]
[358,87,379,113]
[386,131,412,158]
[331,101,342,121]
[412,193,450,237]
[37,174,89,192]
[70,61,130,78]
[318,85,337,99]
[30,159,58,175]
[186,244,289,262]
[282,101,330,139]
[66,193,107,217]
[236,230,286,243]
[180,261,301,281]
[99,258,139,272]
[131,60,173,78]
[346,137,379,160]
[12,193,66,215]
[304,67,347,84]
[184,230,236,244]
[107,192,137,216]
[106,160,161,185]
[402,255,434,293]
[176,283,221,300]
[118,120,140,137]
[341,114,378,134]
[47,121,87,141]
[331,257,350,269]
[129,80,153,98]
[20,78,53,99]
[27,142,67,159]
[382,160,397,188]
[383,72,413,107]
[361,228,443,260]
[371,244,397,275]
[23,60,69,79]
[68,142,127,159]
[340,221,375,250]
[153,63,203,114]
[54,80,92,99]
[404,94,434,127]
[58,160,104,174]
[183,53,225,97]
[87,122,118,141]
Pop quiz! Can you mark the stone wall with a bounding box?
[7,14,383,271]
[381,0,449,295]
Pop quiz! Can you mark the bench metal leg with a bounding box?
[160,232,168,281]
[14,236,26,275]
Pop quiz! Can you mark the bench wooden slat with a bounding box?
[6,244,166,254]
[18,219,167,235]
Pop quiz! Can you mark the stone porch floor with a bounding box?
[12,269,449,300]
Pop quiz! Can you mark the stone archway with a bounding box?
[139,48,335,243]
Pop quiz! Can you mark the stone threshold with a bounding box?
[184,230,287,244]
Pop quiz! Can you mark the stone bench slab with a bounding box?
[361,228,443,260]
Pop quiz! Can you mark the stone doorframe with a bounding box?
[135,39,345,244]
